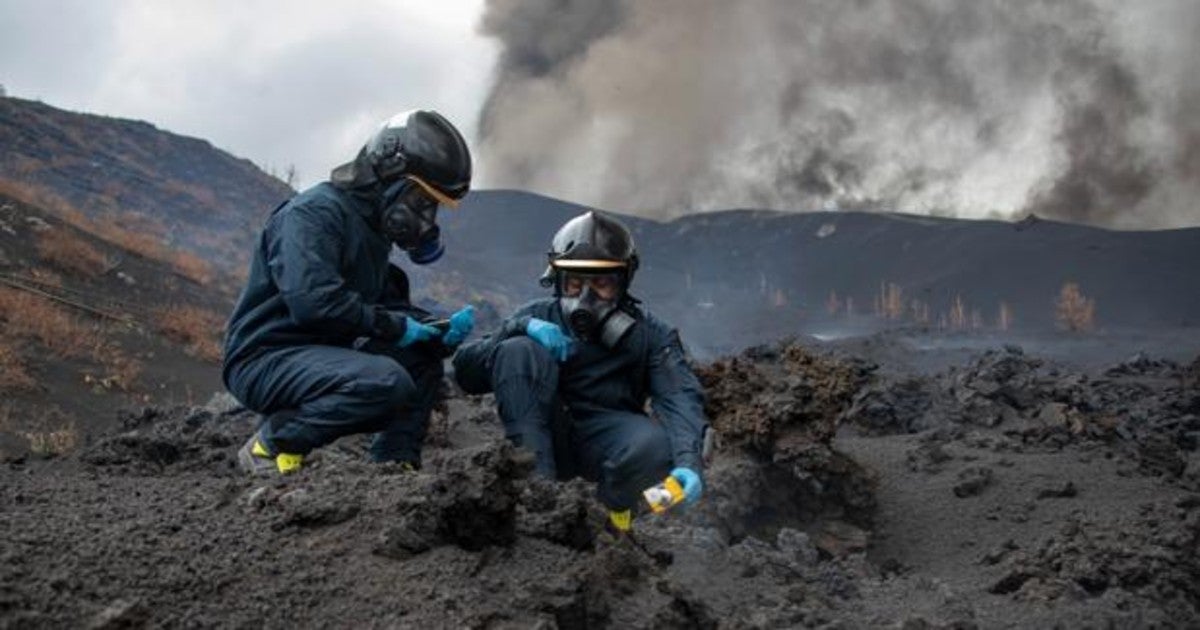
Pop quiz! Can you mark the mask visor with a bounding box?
[560,271,621,300]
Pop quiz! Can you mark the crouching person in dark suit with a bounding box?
[222,110,475,475]
[453,211,710,533]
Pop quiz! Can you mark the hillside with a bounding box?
[432,190,1200,356]
[0,192,229,459]
[0,96,292,277]
[4,96,1196,361]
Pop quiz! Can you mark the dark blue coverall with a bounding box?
[222,182,443,464]
[452,298,708,510]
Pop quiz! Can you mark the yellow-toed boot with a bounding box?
[238,435,304,475]
[607,509,633,534]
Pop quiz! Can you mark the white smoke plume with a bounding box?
[476,0,1200,228]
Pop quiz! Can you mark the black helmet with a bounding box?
[331,109,472,206]
[544,211,640,347]
[543,210,639,288]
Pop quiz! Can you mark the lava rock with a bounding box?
[517,478,597,550]
[953,466,994,498]
[814,520,868,558]
[777,527,821,566]
[87,598,148,630]
[1035,481,1078,499]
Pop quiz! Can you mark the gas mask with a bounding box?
[558,272,636,347]
[379,178,443,264]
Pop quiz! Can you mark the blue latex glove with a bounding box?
[398,316,441,348]
[670,467,703,505]
[441,305,475,347]
[525,318,574,362]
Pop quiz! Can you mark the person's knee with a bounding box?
[351,356,416,409]
[222,358,269,413]
[383,369,417,407]
[593,422,672,509]
[615,423,672,479]
[492,336,557,382]
[495,335,555,365]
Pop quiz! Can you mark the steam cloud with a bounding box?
[476,0,1200,229]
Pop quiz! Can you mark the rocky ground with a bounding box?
[2,337,1198,628]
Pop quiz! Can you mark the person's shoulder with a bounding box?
[274,183,348,225]
[629,303,672,330]
[626,303,683,348]
[292,182,350,211]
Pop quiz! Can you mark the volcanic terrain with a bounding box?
[2,96,1199,629]
[3,337,1198,628]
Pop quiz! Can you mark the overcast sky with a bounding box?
[0,0,496,189]
[3,2,1197,229]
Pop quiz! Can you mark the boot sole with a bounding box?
[237,436,278,476]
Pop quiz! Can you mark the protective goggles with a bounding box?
[383,179,439,215]
[407,174,460,209]
[560,272,621,298]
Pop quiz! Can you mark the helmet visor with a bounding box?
[407,174,461,209]
[551,259,626,270]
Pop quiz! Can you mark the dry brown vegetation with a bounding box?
[949,295,968,329]
[0,287,142,391]
[0,179,214,285]
[0,339,36,391]
[1056,282,1095,332]
[87,217,213,285]
[0,286,103,358]
[35,228,114,277]
[0,403,79,456]
[23,423,79,456]
[874,282,905,320]
[998,302,1014,331]
[84,348,144,393]
[0,178,79,218]
[833,281,1015,331]
[909,299,931,325]
[156,305,225,363]
[170,251,214,286]
[28,268,64,288]
[826,290,841,316]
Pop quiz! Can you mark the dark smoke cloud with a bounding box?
[476,0,1200,229]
